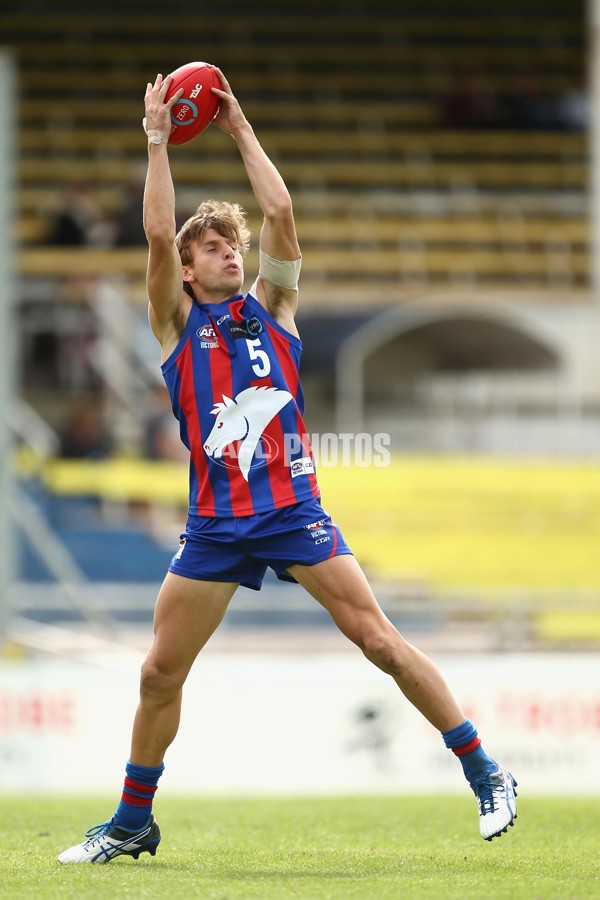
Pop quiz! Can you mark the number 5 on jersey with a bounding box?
[246,338,270,377]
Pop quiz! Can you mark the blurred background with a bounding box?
[0,0,599,795]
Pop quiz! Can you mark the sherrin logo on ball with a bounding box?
[164,61,221,145]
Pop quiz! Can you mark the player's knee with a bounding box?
[139,656,183,703]
[360,624,408,677]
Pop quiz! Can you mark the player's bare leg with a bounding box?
[58,574,237,864]
[289,554,464,731]
[289,554,517,840]
[131,573,238,765]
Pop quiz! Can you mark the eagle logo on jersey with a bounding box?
[204,386,293,481]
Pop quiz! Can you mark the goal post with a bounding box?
[590,0,600,295]
[0,50,17,646]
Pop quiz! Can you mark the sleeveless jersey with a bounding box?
[161,292,319,517]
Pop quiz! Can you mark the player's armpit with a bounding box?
[258,279,300,337]
[148,294,191,360]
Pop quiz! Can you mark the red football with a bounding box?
[164,62,221,145]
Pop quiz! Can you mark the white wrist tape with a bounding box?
[147,130,169,145]
[259,250,302,291]
[143,118,169,145]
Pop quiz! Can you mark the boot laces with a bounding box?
[474,771,503,816]
[83,820,114,847]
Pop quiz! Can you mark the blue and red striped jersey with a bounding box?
[161,292,319,517]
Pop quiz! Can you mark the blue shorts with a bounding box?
[169,496,352,591]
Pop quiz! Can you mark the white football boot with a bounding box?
[472,767,518,840]
[57,815,160,864]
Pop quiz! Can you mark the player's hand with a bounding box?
[143,73,183,137]
[210,68,249,135]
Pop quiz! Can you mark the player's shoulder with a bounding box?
[149,291,195,354]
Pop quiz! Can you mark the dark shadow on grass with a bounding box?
[145,865,394,880]
[139,855,456,880]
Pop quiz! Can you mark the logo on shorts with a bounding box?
[304,519,325,530]
[174,537,186,560]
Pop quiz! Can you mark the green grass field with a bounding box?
[1,796,598,899]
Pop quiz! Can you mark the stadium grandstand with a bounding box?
[12,0,589,296]
[2,0,599,655]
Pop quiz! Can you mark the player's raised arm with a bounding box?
[211,69,301,333]
[143,74,187,354]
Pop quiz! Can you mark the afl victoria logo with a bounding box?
[197,326,216,340]
[171,98,198,127]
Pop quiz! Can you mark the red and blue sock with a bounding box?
[113,760,165,832]
[442,718,497,785]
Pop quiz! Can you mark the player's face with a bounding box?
[185,228,244,298]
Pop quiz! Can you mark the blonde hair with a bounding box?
[175,199,251,266]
